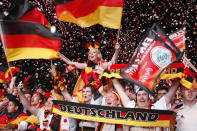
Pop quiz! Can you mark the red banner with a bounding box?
[169,28,186,52]
[121,23,183,94]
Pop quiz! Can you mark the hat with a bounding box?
[86,41,100,50]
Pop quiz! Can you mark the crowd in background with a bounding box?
[0,0,197,130]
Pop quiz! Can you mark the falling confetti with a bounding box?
[0,0,196,92]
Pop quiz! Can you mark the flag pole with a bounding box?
[182,54,197,73]
[0,21,15,92]
[116,28,121,43]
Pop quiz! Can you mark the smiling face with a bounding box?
[31,93,42,106]
[105,92,119,107]
[136,90,150,109]
[88,48,99,61]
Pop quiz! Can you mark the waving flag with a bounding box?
[0,20,61,62]
[56,0,124,29]
[0,66,20,83]
[169,28,186,52]
[121,23,183,94]
[4,0,49,27]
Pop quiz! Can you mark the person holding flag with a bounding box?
[112,78,180,130]
[58,41,120,102]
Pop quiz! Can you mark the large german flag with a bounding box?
[56,0,124,29]
[5,0,49,27]
[0,20,62,62]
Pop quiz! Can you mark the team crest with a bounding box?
[151,46,172,68]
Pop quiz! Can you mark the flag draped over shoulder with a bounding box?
[56,0,124,29]
[120,23,183,94]
[4,0,49,27]
[0,20,62,62]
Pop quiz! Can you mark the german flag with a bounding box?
[0,20,62,62]
[0,112,28,129]
[56,0,124,29]
[0,66,7,83]
[0,66,20,83]
[5,0,49,27]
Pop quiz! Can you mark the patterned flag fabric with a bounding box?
[120,23,183,94]
[56,0,124,29]
[0,20,62,62]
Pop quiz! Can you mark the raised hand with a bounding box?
[115,42,120,50]
[50,64,57,77]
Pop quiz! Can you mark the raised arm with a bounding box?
[112,79,130,107]
[61,88,72,102]
[164,79,180,106]
[58,52,87,69]
[103,42,120,69]
[16,83,38,116]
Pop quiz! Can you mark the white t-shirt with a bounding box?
[176,102,197,131]
[37,108,69,130]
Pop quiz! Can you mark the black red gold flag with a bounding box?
[56,0,124,29]
[0,20,61,62]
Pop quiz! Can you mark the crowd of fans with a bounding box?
[0,41,196,130]
[0,0,197,130]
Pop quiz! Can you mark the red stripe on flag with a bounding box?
[56,0,123,18]
[157,114,172,120]
[5,34,61,51]
[18,8,49,26]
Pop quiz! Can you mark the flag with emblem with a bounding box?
[121,23,183,94]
